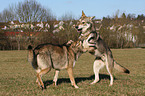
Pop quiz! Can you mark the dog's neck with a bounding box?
[70,41,84,60]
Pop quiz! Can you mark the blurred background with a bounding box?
[0,0,145,50]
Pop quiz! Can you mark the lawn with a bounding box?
[0,49,145,96]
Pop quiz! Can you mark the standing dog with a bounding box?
[28,40,85,89]
[75,11,130,86]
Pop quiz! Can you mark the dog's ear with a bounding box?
[81,10,86,18]
[90,16,95,20]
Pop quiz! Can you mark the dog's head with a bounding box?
[75,11,95,34]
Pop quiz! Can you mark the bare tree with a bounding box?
[15,0,54,23]
[0,14,2,22]
[0,0,56,50]
[0,8,15,22]
[0,0,55,23]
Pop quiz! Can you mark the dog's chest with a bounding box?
[94,49,102,57]
[83,39,95,49]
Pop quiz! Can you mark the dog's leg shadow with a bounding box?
[43,74,117,88]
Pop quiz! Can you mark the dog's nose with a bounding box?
[75,26,78,29]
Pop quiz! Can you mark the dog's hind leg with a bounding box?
[106,65,113,86]
[53,70,60,86]
[67,68,79,88]
[106,56,114,86]
[36,77,41,87]
[91,59,104,85]
[36,68,51,89]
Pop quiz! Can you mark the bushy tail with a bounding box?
[27,45,33,63]
[114,61,130,74]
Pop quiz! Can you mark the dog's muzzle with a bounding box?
[75,26,82,33]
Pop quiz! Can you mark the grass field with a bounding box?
[0,49,145,96]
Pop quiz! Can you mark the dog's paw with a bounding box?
[74,85,79,88]
[90,80,99,85]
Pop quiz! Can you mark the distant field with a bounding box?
[0,49,145,96]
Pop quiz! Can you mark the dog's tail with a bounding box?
[114,61,130,74]
[27,45,34,63]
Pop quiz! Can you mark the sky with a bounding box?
[0,0,145,19]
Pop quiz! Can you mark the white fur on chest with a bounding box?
[83,40,90,49]
[94,49,102,57]
[83,35,95,49]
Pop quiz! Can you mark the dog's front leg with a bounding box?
[53,70,60,86]
[67,68,79,88]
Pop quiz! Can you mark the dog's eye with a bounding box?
[82,22,85,24]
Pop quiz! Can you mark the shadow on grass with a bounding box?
[44,74,116,87]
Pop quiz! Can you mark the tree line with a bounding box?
[0,0,145,50]
[101,12,145,48]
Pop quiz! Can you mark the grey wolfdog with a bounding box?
[28,39,85,89]
[75,11,130,86]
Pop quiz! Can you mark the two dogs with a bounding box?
[28,11,130,89]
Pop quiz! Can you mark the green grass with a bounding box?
[0,49,145,96]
